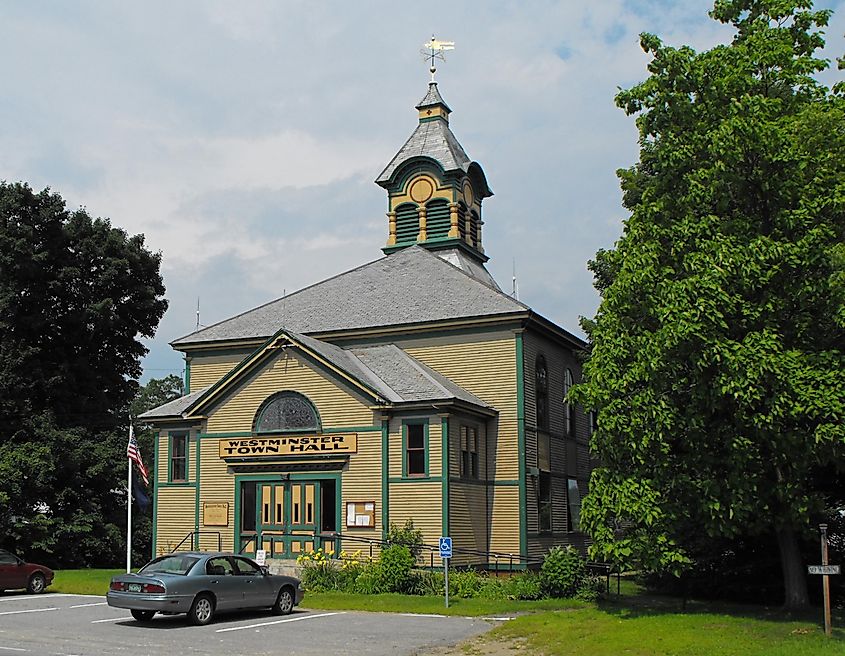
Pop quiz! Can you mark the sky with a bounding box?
[2,1,844,383]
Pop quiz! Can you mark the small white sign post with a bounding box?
[255,549,267,567]
[439,537,452,608]
[807,524,839,637]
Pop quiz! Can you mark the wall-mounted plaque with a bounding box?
[203,502,229,526]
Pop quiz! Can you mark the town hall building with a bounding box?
[141,78,592,568]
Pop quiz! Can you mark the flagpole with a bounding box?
[126,423,132,574]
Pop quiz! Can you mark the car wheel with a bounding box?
[273,586,294,615]
[188,594,215,625]
[131,609,155,622]
[27,573,46,594]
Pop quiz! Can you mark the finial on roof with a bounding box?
[421,35,454,83]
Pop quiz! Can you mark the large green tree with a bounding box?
[572,0,845,608]
[0,182,168,566]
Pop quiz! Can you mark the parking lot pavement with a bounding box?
[0,592,497,655]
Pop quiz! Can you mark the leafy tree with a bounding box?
[572,1,845,609]
[0,182,168,566]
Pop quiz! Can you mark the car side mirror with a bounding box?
[260,566,269,576]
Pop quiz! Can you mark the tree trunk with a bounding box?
[776,526,809,610]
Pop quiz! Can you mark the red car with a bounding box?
[0,549,54,594]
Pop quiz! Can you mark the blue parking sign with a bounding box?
[439,536,452,558]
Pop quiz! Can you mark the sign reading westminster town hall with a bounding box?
[218,434,358,457]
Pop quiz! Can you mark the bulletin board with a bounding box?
[345,501,375,528]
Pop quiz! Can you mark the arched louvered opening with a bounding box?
[254,391,322,433]
[425,199,450,239]
[395,203,420,244]
[457,202,468,241]
[469,210,480,247]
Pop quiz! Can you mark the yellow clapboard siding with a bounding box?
[198,438,236,552]
[340,430,383,543]
[388,482,442,547]
[401,334,519,480]
[155,487,196,555]
[206,350,374,433]
[189,351,251,393]
[488,486,520,555]
[449,482,488,565]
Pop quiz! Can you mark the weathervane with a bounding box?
[421,35,455,82]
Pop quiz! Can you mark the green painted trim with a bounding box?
[441,416,449,537]
[184,358,191,394]
[167,431,190,484]
[329,320,523,349]
[194,432,201,535]
[152,431,159,558]
[388,476,442,484]
[381,419,389,540]
[157,482,197,488]
[401,419,429,478]
[198,432,255,439]
[515,332,527,559]
[418,115,449,124]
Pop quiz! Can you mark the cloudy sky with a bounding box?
[3,1,843,382]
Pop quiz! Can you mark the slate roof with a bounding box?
[171,246,527,347]
[138,386,209,419]
[415,82,451,112]
[375,117,471,185]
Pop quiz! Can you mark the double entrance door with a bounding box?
[256,481,320,558]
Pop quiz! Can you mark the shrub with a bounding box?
[575,574,606,602]
[372,544,415,593]
[540,545,586,598]
[386,519,424,560]
[505,571,545,600]
[408,569,444,596]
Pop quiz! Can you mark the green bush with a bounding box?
[408,569,444,596]
[386,519,425,560]
[575,574,606,602]
[372,544,415,593]
[506,571,545,600]
[353,566,380,594]
[540,545,586,598]
[449,569,486,598]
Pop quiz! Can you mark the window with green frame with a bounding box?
[169,433,188,482]
[403,420,428,477]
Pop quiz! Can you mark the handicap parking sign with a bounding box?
[439,536,452,558]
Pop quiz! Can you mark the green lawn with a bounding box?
[51,569,122,596]
[51,570,845,655]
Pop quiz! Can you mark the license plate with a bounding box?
[128,583,142,593]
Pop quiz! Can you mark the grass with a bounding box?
[51,569,122,596]
[51,570,845,655]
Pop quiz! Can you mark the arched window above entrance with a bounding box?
[254,391,321,433]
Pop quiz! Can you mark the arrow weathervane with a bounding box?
[421,35,455,82]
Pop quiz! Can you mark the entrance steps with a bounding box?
[265,558,303,578]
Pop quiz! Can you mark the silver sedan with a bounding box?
[107,552,304,625]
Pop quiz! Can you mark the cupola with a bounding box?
[375,81,493,263]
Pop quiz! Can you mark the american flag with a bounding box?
[127,424,149,486]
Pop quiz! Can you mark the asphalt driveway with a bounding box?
[0,591,498,655]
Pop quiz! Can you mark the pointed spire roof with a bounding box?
[415,82,451,113]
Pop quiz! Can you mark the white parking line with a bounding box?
[91,616,133,623]
[0,608,58,616]
[215,611,343,633]
[69,602,107,609]
[0,594,88,603]
[398,612,446,618]
[0,646,27,652]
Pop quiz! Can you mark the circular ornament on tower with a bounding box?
[463,181,474,206]
[409,177,434,203]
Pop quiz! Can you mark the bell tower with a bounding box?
[375,75,493,263]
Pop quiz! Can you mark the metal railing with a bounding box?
[170,531,222,553]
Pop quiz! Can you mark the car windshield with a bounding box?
[139,555,200,576]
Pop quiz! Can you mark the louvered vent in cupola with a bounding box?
[469,210,480,246]
[426,199,450,239]
[457,202,468,240]
[394,203,419,244]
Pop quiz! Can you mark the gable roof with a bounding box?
[172,246,528,348]
[145,328,494,421]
